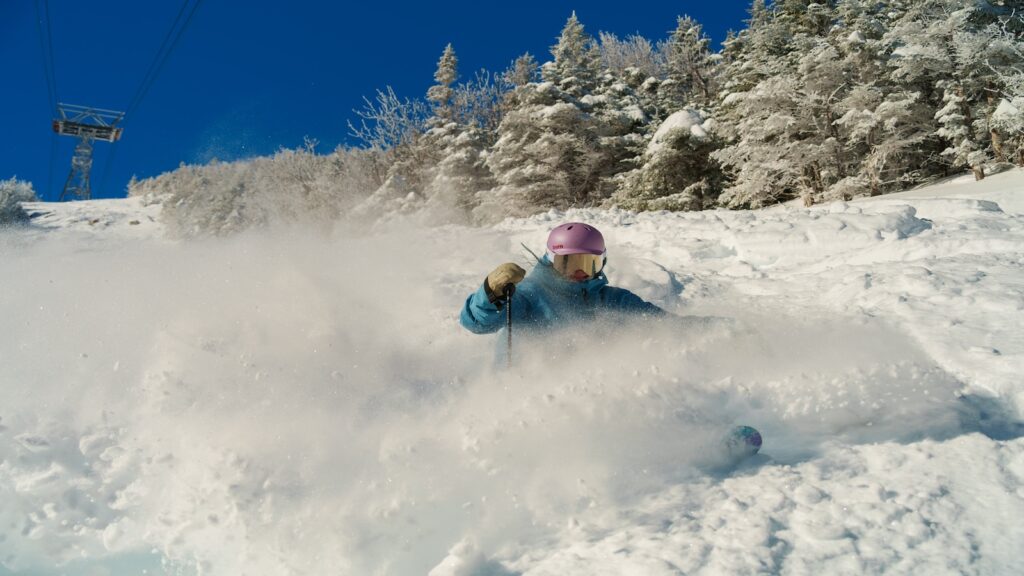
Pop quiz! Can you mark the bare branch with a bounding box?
[347,87,429,150]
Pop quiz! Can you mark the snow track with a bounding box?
[1,170,1022,575]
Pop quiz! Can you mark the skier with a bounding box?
[460,222,764,460]
[460,222,664,335]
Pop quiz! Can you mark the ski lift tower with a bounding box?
[52,103,124,201]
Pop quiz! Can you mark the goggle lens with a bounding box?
[552,253,604,279]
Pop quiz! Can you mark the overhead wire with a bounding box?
[125,0,204,119]
[123,0,189,119]
[33,0,58,110]
[100,0,205,195]
[34,0,59,199]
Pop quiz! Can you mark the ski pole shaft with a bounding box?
[504,284,515,368]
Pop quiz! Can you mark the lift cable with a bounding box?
[33,0,58,111]
[124,0,204,120]
[34,0,60,199]
[99,0,203,193]
[101,0,204,195]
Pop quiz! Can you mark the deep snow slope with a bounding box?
[0,170,1022,575]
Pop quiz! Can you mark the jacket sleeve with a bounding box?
[600,286,666,316]
[460,280,532,334]
[602,288,736,331]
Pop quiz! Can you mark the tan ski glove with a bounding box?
[486,263,526,300]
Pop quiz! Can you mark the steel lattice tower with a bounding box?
[52,104,124,201]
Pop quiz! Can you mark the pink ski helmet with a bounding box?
[546,222,606,256]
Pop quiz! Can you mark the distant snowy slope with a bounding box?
[19,196,163,239]
[0,170,1021,576]
[861,169,1024,216]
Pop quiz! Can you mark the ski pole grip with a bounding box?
[503,283,516,299]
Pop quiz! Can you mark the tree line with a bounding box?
[131,0,1024,236]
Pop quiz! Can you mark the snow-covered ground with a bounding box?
[18,196,164,240]
[1,170,1022,575]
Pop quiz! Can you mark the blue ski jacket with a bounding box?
[460,258,664,335]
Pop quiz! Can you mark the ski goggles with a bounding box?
[550,252,605,279]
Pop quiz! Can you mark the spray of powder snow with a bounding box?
[0,224,972,575]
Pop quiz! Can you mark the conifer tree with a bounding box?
[713,1,846,207]
[500,53,539,114]
[503,53,539,89]
[884,0,1018,180]
[543,12,602,97]
[664,16,716,109]
[478,82,599,220]
[479,14,613,220]
[427,43,459,124]
[586,71,650,199]
[611,109,722,211]
[421,45,500,221]
[425,124,494,223]
[749,0,769,26]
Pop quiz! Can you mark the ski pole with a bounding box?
[504,284,515,368]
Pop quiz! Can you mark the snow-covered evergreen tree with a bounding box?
[717,4,765,102]
[934,84,989,180]
[611,109,722,211]
[585,71,650,199]
[479,14,610,220]
[711,0,1024,205]
[427,44,459,125]
[424,123,495,223]
[984,11,1024,165]
[352,45,466,218]
[885,0,1020,180]
[713,74,815,208]
[477,81,599,221]
[833,86,935,198]
[713,1,846,207]
[503,53,539,90]
[820,0,929,197]
[542,11,602,97]
[991,97,1024,165]
[413,45,502,222]
[499,53,540,118]
[663,16,717,109]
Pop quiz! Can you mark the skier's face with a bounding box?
[552,253,604,282]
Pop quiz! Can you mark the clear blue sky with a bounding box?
[2,1,753,201]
